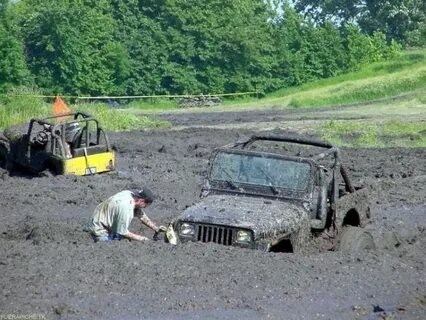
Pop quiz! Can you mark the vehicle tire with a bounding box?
[339,226,375,251]
[0,141,10,169]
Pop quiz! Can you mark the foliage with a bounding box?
[0,0,404,97]
[110,0,277,95]
[0,0,31,92]
[346,25,401,70]
[270,5,399,87]
[293,0,426,46]
[264,48,426,109]
[18,0,129,96]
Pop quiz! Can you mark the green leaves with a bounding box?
[0,0,404,97]
[293,0,426,46]
[21,0,126,95]
[0,0,31,92]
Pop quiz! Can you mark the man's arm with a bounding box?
[123,231,149,242]
[139,214,160,232]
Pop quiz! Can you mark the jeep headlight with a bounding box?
[236,230,252,243]
[179,223,195,236]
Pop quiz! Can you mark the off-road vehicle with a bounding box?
[0,112,115,176]
[171,134,374,252]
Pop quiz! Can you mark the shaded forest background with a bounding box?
[0,0,424,97]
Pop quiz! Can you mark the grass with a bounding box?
[125,95,258,113]
[0,90,171,131]
[269,50,425,97]
[0,87,50,129]
[278,50,426,108]
[286,67,425,108]
[127,98,178,111]
[318,120,426,148]
[74,103,170,131]
[139,49,425,113]
[212,49,426,110]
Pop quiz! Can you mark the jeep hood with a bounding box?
[177,194,308,239]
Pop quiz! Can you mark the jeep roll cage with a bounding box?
[26,111,112,159]
[222,134,355,193]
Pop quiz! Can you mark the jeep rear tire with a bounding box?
[0,141,10,169]
[339,226,375,251]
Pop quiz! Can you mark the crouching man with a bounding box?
[86,187,166,242]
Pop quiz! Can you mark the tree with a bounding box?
[109,0,169,95]
[159,0,278,94]
[0,0,31,92]
[361,0,426,47]
[20,0,129,95]
[293,0,426,46]
[344,25,400,70]
[272,5,348,86]
[2,0,404,97]
[111,0,278,95]
[294,0,364,25]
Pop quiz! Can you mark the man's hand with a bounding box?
[153,226,167,241]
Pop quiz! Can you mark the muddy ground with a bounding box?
[0,109,425,320]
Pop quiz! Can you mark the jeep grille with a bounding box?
[196,224,234,245]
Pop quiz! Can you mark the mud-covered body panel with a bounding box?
[177,194,308,241]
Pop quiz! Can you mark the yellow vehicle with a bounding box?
[0,112,115,176]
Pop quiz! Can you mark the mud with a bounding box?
[0,111,425,319]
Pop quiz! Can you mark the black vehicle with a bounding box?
[170,135,374,253]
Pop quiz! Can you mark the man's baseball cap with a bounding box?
[130,187,154,203]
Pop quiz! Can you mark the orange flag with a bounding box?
[52,96,71,122]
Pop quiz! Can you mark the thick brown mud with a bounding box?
[0,122,425,319]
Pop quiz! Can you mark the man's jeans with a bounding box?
[92,233,123,242]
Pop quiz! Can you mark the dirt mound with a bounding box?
[0,127,425,319]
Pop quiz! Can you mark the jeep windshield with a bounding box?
[210,151,311,192]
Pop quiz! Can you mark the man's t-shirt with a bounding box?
[87,190,135,236]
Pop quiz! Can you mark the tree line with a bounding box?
[1,0,421,97]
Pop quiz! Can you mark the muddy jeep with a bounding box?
[0,112,115,176]
[171,135,374,252]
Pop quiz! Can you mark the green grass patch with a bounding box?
[418,92,426,104]
[125,94,258,113]
[0,87,50,129]
[270,50,426,98]
[74,103,171,131]
[127,98,178,111]
[259,49,426,109]
[288,67,426,108]
[0,92,171,131]
[185,49,426,112]
[318,120,426,148]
